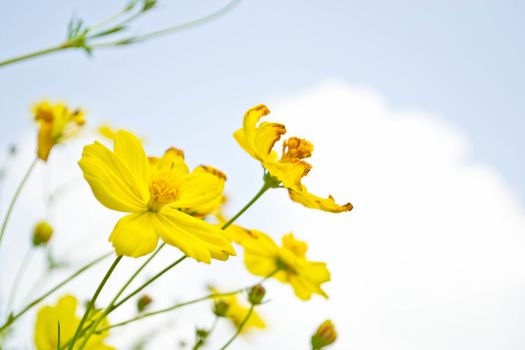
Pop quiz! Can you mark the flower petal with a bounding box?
[170,169,224,211]
[113,130,150,200]
[79,141,147,212]
[289,261,330,300]
[154,207,235,263]
[109,212,159,258]
[288,185,353,213]
[264,159,311,189]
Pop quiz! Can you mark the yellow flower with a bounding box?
[32,220,54,246]
[34,295,114,350]
[33,100,85,161]
[211,289,266,333]
[230,227,330,301]
[233,104,352,213]
[78,130,235,263]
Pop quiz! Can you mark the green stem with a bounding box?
[220,304,255,350]
[91,0,242,48]
[192,316,219,350]
[0,251,112,332]
[6,247,33,313]
[0,46,66,68]
[67,255,122,350]
[0,157,38,247]
[221,182,270,230]
[76,243,166,350]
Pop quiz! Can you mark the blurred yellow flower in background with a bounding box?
[33,100,85,161]
[211,289,266,333]
[234,104,352,213]
[78,130,235,263]
[34,295,114,350]
[229,227,330,301]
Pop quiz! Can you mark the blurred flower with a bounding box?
[233,104,352,213]
[136,294,153,313]
[78,130,235,263]
[32,221,53,246]
[230,227,330,301]
[34,294,114,350]
[311,320,337,349]
[211,289,265,333]
[33,100,85,161]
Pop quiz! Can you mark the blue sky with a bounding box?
[1,0,524,200]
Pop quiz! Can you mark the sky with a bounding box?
[0,0,524,349]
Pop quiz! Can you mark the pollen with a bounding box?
[148,169,181,210]
[281,137,313,160]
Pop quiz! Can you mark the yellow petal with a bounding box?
[78,141,148,212]
[253,122,286,160]
[150,147,189,174]
[178,165,226,216]
[113,130,151,200]
[282,233,308,258]
[154,207,235,263]
[289,261,330,300]
[109,212,159,258]
[35,295,78,350]
[288,185,353,213]
[264,159,311,189]
[37,122,53,161]
[241,229,280,277]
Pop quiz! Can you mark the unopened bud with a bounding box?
[213,299,230,317]
[247,284,266,305]
[311,320,337,349]
[32,221,53,246]
[137,294,153,312]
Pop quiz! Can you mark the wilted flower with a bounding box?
[33,100,85,161]
[78,130,235,263]
[34,295,114,350]
[32,221,53,246]
[234,104,352,213]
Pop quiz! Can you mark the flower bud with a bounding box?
[311,320,337,349]
[137,294,153,312]
[247,284,266,305]
[212,299,230,317]
[32,221,53,246]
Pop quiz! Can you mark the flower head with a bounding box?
[211,289,265,333]
[78,130,235,263]
[34,295,114,350]
[33,100,85,161]
[311,320,337,349]
[234,104,352,213]
[229,227,330,301]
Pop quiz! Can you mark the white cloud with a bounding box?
[2,81,525,349]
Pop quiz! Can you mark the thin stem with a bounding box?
[220,304,255,350]
[192,316,219,350]
[0,251,112,332]
[67,255,122,350]
[91,0,241,48]
[111,255,186,311]
[6,247,33,313]
[0,157,38,247]
[97,290,243,332]
[76,243,166,350]
[0,46,66,68]
[221,182,271,230]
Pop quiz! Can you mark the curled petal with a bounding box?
[79,142,148,212]
[264,159,311,189]
[109,212,159,258]
[288,185,353,213]
[154,207,235,263]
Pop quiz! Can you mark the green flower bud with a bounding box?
[311,320,337,349]
[32,221,53,246]
[247,284,266,305]
[137,294,153,312]
[213,299,230,317]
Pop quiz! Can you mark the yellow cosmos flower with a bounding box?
[33,100,85,161]
[211,289,266,333]
[34,294,114,350]
[233,104,352,213]
[229,227,330,301]
[78,130,235,263]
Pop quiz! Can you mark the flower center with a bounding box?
[148,169,181,211]
[281,137,313,160]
